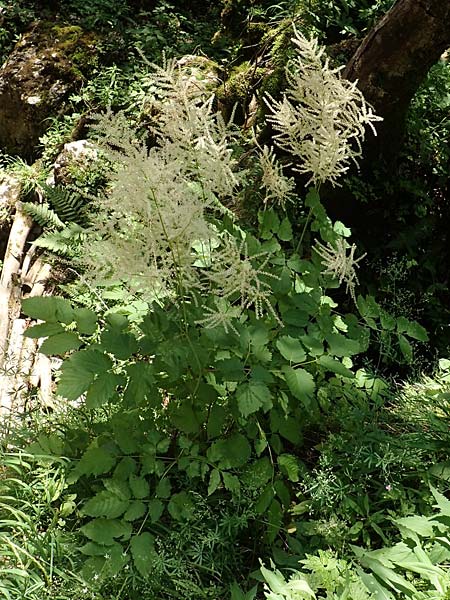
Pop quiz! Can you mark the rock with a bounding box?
[53,140,98,186]
[175,55,221,99]
[0,22,99,159]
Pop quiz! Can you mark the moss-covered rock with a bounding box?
[216,60,267,125]
[0,21,101,159]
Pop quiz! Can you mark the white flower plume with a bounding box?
[314,238,366,301]
[265,28,382,187]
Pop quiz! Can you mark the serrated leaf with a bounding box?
[207,404,227,439]
[168,491,195,521]
[318,355,354,378]
[148,498,164,523]
[103,478,130,500]
[85,373,122,409]
[57,349,113,401]
[129,475,150,499]
[76,446,116,477]
[326,333,360,357]
[155,478,171,499]
[208,433,251,469]
[278,217,293,241]
[431,486,450,517]
[101,328,138,360]
[131,533,157,578]
[39,332,81,356]
[74,308,98,334]
[22,296,74,323]
[81,519,131,545]
[82,491,129,519]
[256,487,273,515]
[208,469,221,495]
[282,366,315,410]
[236,381,272,417]
[276,336,306,363]
[124,500,147,521]
[23,322,65,339]
[222,472,240,494]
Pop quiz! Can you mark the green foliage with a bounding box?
[261,490,450,599]
[304,0,395,40]
[5,5,450,598]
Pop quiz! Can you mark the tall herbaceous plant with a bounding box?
[83,28,381,324]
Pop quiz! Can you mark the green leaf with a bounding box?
[222,472,240,494]
[129,475,150,499]
[357,569,395,600]
[23,322,65,339]
[82,491,129,519]
[170,402,203,434]
[124,363,156,407]
[168,491,195,521]
[124,500,147,521]
[131,533,157,578]
[255,485,275,514]
[208,433,251,469]
[395,516,434,539]
[57,350,113,401]
[278,454,300,482]
[208,469,221,495]
[76,446,116,477]
[39,332,81,356]
[278,217,293,241]
[85,373,122,409]
[282,366,315,410]
[333,221,351,237]
[318,355,354,378]
[101,329,138,360]
[207,404,227,439]
[217,357,246,382]
[266,499,283,543]
[398,334,413,363]
[431,486,450,517]
[74,308,98,334]
[81,519,131,545]
[405,320,428,342]
[22,296,74,323]
[236,381,272,417]
[276,336,306,363]
[326,333,360,357]
[241,457,273,489]
[155,478,171,499]
[259,208,280,239]
[148,499,164,523]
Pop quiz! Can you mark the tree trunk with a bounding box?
[343,0,450,161]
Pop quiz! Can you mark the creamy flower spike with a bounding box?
[265,28,382,187]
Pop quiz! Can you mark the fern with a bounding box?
[22,202,65,229]
[41,183,87,225]
[33,223,86,257]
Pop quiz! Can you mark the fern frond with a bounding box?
[33,223,86,257]
[41,183,87,225]
[21,202,65,229]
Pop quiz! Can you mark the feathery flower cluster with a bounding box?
[259,145,296,208]
[265,28,382,187]
[314,238,366,301]
[206,237,282,325]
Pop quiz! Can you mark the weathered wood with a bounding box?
[343,0,450,160]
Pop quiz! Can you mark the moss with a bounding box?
[217,61,266,123]
[31,22,101,76]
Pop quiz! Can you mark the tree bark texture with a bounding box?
[343,0,450,160]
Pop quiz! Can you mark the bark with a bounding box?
[343,0,450,161]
